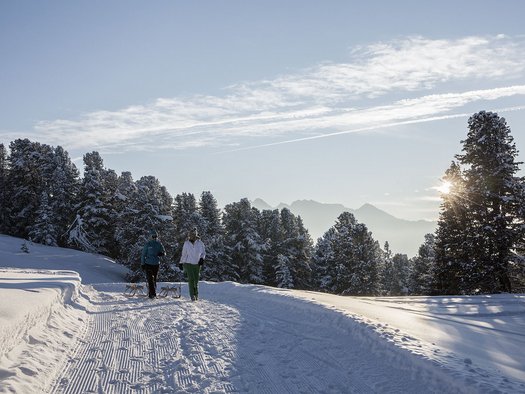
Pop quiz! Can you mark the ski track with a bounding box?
[54,286,241,394]
[52,282,492,393]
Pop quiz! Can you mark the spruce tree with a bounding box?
[259,209,283,286]
[410,233,436,295]
[223,199,265,283]
[275,254,294,288]
[50,146,80,246]
[322,212,381,295]
[390,253,411,295]
[455,111,523,293]
[434,162,470,294]
[379,241,394,295]
[114,172,141,268]
[311,228,337,292]
[198,191,230,282]
[279,209,313,289]
[0,144,8,234]
[5,139,53,238]
[29,191,58,246]
[75,152,114,255]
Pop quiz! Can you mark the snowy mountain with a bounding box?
[0,234,524,393]
[252,199,437,256]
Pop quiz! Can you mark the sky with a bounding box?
[1,0,525,221]
[1,234,524,393]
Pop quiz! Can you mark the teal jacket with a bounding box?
[141,240,166,265]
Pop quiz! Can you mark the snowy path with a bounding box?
[53,282,472,394]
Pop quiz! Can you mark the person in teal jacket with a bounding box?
[141,229,166,298]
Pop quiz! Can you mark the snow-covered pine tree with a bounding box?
[379,241,394,295]
[390,253,411,295]
[29,190,58,246]
[5,139,54,238]
[198,191,230,282]
[223,198,265,284]
[311,228,337,292]
[327,212,381,295]
[456,111,523,293]
[0,144,7,234]
[50,146,80,246]
[278,208,313,289]
[75,152,115,255]
[275,254,294,288]
[259,209,283,287]
[434,161,470,294]
[114,172,141,269]
[409,233,436,295]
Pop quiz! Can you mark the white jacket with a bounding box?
[180,239,206,265]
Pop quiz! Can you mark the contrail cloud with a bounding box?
[219,105,525,153]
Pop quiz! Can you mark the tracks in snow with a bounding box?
[52,282,473,393]
[53,285,240,393]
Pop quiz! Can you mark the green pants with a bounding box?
[183,263,201,300]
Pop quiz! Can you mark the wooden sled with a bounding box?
[124,283,146,296]
[158,284,182,298]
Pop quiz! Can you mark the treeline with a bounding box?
[0,111,523,294]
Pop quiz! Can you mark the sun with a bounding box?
[436,181,453,195]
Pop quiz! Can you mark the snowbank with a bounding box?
[0,268,86,393]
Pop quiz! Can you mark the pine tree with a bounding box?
[449,111,524,293]
[259,209,283,286]
[275,254,294,288]
[279,209,313,289]
[390,253,411,295]
[410,233,436,295]
[5,139,55,238]
[75,152,114,255]
[434,162,470,294]
[114,172,141,268]
[198,191,230,281]
[463,112,524,292]
[29,191,58,246]
[50,146,80,246]
[311,228,337,292]
[318,212,381,296]
[223,199,265,284]
[0,144,8,234]
[379,241,394,295]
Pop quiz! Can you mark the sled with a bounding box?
[124,283,146,296]
[158,283,182,298]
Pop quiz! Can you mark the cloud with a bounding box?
[24,35,525,152]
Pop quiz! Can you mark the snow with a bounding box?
[0,234,524,393]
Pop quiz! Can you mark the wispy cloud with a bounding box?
[24,35,525,152]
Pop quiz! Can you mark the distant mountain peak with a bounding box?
[356,203,394,218]
[251,198,273,210]
[250,198,437,256]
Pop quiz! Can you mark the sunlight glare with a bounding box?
[437,181,452,194]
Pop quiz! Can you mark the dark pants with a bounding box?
[144,264,159,297]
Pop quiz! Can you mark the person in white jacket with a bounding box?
[179,227,206,301]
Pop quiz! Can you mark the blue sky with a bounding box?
[1,0,525,221]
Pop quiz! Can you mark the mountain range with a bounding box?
[251,199,437,257]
